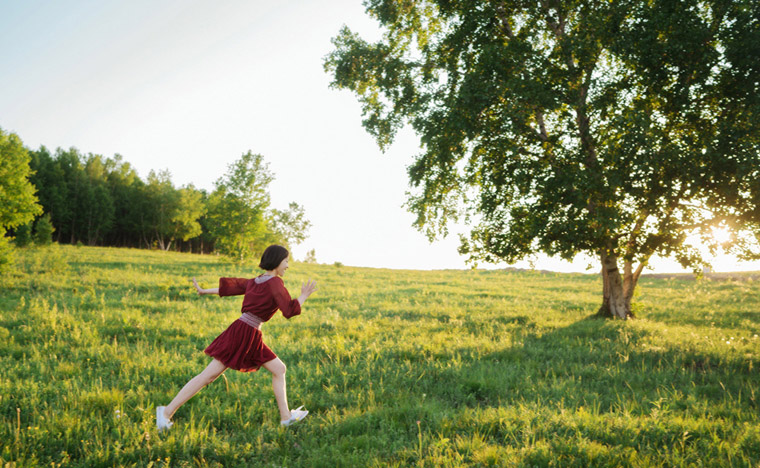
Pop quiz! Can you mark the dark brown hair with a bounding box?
[259,245,289,270]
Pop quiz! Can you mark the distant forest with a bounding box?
[22,145,309,258]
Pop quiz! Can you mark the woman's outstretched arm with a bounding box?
[297,279,317,305]
[193,277,219,295]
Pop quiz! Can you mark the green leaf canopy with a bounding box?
[325,1,760,262]
[326,0,760,317]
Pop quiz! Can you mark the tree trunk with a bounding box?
[622,259,646,307]
[600,261,610,314]
[155,230,167,251]
[597,251,636,319]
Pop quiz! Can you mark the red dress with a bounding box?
[204,275,301,372]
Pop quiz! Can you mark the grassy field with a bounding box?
[1,245,758,467]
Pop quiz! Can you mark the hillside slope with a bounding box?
[1,245,758,467]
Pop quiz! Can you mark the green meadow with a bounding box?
[1,245,758,467]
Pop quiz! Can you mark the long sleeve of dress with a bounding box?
[270,278,301,319]
[219,277,250,297]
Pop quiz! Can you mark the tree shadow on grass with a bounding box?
[418,315,758,416]
[303,316,759,466]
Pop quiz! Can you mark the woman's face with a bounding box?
[274,257,289,276]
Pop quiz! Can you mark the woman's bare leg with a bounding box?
[164,358,228,419]
[263,358,291,421]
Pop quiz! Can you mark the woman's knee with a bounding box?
[265,359,286,377]
[273,362,286,377]
[199,365,225,385]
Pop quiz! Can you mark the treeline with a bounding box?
[6,130,310,261]
[27,147,212,252]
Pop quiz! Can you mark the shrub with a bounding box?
[33,214,55,246]
[14,223,33,247]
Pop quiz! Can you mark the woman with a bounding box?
[156,245,317,430]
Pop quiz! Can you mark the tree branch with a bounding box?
[625,208,650,260]
[494,3,516,40]
[638,184,690,258]
[539,0,575,73]
[632,260,646,285]
[536,110,549,142]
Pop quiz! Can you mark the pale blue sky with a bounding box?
[1,1,754,272]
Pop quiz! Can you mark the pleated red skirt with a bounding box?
[204,319,276,372]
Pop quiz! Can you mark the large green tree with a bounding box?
[326,0,760,318]
[207,152,275,261]
[141,171,206,251]
[0,128,43,269]
[170,184,206,248]
[207,152,311,262]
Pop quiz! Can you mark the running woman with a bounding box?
[156,244,317,430]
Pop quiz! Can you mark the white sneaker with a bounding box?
[156,406,173,432]
[281,406,308,426]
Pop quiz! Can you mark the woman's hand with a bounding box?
[297,279,317,305]
[192,277,204,295]
[193,277,219,296]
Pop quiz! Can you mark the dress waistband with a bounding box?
[238,313,263,329]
